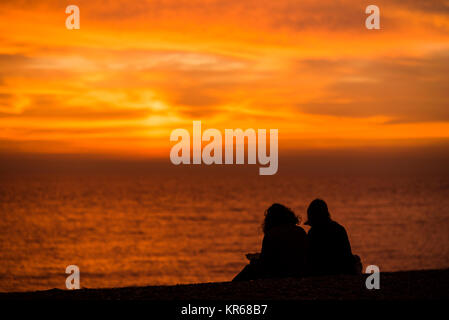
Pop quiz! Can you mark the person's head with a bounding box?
[262,203,299,234]
[305,199,331,227]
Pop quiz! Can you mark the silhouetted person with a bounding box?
[305,199,361,276]
[233,203,307,281]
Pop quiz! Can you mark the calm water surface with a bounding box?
[1,165,448,291]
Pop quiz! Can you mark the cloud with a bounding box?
[3,0,449,37]
[1,0,449,155]
[295,52,449,122]
[392,0,449,14]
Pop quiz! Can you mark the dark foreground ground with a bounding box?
[1,269,448,300]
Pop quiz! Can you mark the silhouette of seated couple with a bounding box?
[233,199,362,281]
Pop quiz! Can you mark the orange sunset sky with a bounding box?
[1,0,449,158]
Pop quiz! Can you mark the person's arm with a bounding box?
[297,228,308,275]
[340,227,353,257]
[337,226,356,273]
[260,233,274,262]
[306,230,316,274]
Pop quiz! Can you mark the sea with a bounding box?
[1,157,448,292]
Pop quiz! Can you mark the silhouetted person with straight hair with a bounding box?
[305,199,361,276]
[233,203,307,281]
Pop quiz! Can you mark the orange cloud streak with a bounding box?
[1,0,449,157]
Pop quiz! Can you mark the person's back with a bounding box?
[307,220,355,275]
[260,224,307,278]
[305,199,359,276]
[233,203,307,281]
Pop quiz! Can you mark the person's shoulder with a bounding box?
[268,224,306,237]
[293,225,307,236]
[330,220,348,234]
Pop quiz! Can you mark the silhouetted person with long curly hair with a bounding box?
[233,203,307,281]
[305,199,361,276]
